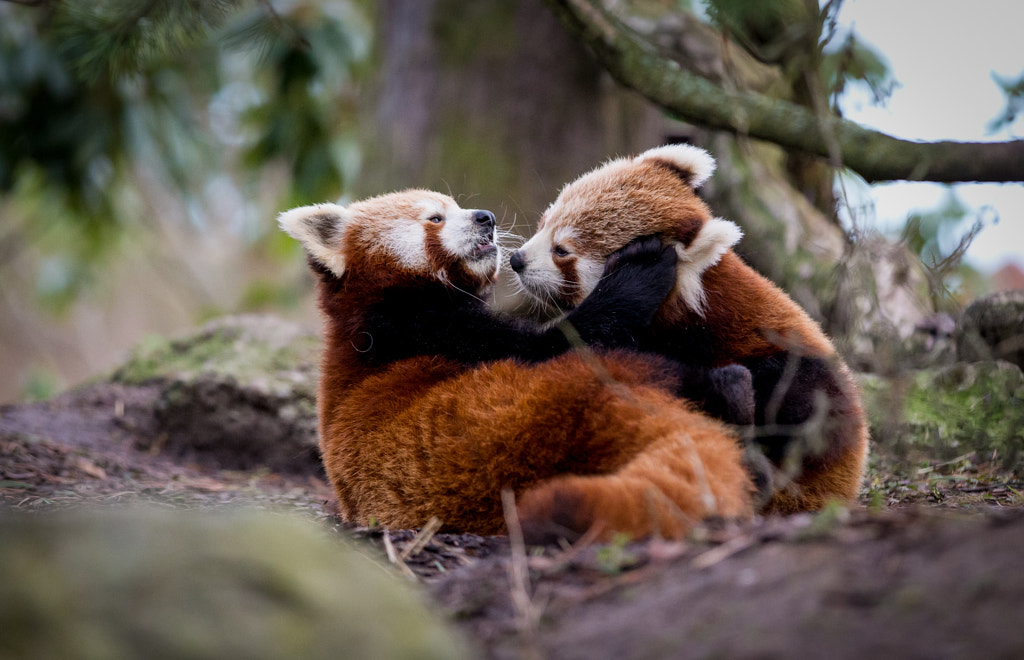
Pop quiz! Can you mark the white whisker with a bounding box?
[437,270,488,305]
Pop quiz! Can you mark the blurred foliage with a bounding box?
[822,30,898,109]
[900,191,987,310]
[0,13,126,227]
[19,368,61,402]
[704,0,814,64]
[901,191,971,266]
[53,0,246,82]
[236,5,368,207]
[0,0,369,310]
[987,69,1024,136]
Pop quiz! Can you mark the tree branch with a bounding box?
[544,0,1024,183]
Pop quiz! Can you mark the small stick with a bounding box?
[382,530,417,580]
[502,488,545,660]
[692,535,755,570]
[401,517,442,560]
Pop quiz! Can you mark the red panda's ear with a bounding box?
[636,144,716,188]
[278,203,351,277]
[673,217,742,316]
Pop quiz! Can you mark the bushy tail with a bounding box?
[517,428,754,544]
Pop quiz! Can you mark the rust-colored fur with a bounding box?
[324,350,752,537]
[281,190,753,540]
[659,252,867,513]
[513,146,869,513]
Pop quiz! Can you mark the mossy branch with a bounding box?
[544,0,1024,183]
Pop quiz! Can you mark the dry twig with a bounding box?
[382,530,417,581]
[400,517,442,560]
[501,488,546,660]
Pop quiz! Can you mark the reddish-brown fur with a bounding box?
[322,349,753,537]
[658,252,867,513]
[287,190,754,540]
[523,151,869,513]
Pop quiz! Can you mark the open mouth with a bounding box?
[470,240,498,260]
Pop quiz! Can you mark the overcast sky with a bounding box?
[834,0,1024,271]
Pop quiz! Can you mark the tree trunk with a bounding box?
[358,0,675,221]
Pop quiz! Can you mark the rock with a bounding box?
[0,508,470,660]
[111,315,322,473]
[857,361,1024,468]
[902,313,958,368]
[830,235,935,372]
[957,290,1024,370]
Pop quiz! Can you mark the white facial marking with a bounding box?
[551,225,577,247]
[514,226,563,300]
[439,205,477,257]
[383,221,429,271]
[575,256,604,300]
[674,217,742,316]
[433,200,499,281]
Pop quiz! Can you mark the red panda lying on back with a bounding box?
[509,145,870,514]
[279,189,755,541]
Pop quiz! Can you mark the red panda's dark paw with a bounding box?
[516,482,594,546]
[675,363,755,427]
[588,235,677,328]
[708,364,756,427]
[603,234,670,273]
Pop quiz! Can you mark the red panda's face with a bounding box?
[511,145,743,316]
[279,190,500,292]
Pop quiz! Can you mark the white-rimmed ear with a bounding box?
[673,217,742,316]
[278,203,350,277]
[636,144,716,188]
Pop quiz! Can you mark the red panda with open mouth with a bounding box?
[280,189,755,541]
[510,145,870,514]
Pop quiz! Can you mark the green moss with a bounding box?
[857,362,1024,469]
[595,533,640,575]
[0,509,471,660]
[111,315,320,393]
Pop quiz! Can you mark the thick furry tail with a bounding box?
[516,429,754,544]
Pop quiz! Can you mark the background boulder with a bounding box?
[957,290,1024,370]
[111,315,322,473]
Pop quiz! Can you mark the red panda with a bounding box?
[279,189,754,541]
[509,145,870,514]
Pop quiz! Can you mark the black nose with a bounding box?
[473,210,496,229]
[509,250,525,273]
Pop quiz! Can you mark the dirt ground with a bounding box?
[3,381,1024,659]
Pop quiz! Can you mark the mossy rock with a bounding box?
[858,361,1024,468]
[957,290,1024,370]
[111,315,322,473]
[0,508,470,660]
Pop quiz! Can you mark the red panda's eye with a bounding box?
[428,215,444,223]
[553,245,570,258]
